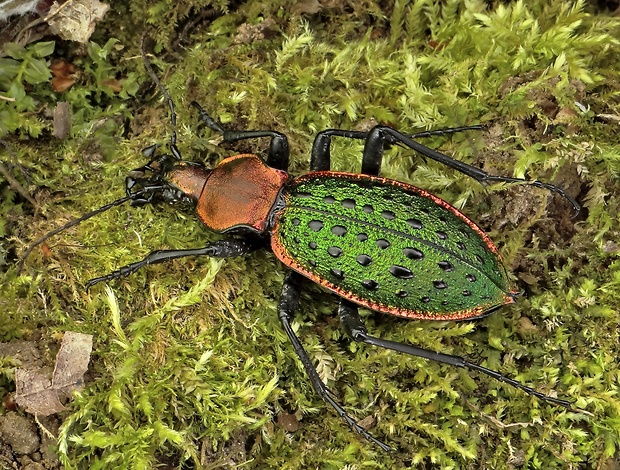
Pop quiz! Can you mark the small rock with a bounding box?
[277,413,299,432]
[23,462,45,470]
[0,412,40,455]
[356,415,376,430]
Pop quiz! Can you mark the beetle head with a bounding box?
[125,145,210,211]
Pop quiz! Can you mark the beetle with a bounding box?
[20,54,580,451]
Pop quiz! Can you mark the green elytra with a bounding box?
[273,172,512,320]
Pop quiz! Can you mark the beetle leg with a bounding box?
[362,125,580,213]
[338,299,573,408]
[278,272,393,451]
[311,130,362,172]
[310,126,483,172]
[86,238,262,288]
[191,102,290,171]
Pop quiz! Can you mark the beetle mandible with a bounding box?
[21,50,580,451]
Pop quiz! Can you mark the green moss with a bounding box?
[2,0,620,468]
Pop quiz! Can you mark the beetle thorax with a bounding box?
[196,154,290,235]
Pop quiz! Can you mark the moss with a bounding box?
[1,0,620,468]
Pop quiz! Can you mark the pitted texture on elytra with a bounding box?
[272,173,511,319]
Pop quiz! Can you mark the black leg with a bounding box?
[191,102,290,171]
[309,124,579,212]
[338,299,572,408]
[361,126,580,212]
[310,125,483,172]
[278,272,392,451]
[86,238,261,288]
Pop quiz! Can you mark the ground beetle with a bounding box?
[21,49,580,451]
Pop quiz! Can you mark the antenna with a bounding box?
[17,191,150,274]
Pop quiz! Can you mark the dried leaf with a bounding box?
[50,58,76,77]
[14,331,93,415]
[50,59,78,93]
[46,0,109,43]
[52,331,92,391]
[51,75,76,92]
[14,369,65,415]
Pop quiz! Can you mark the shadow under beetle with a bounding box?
[21,54,580,452]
